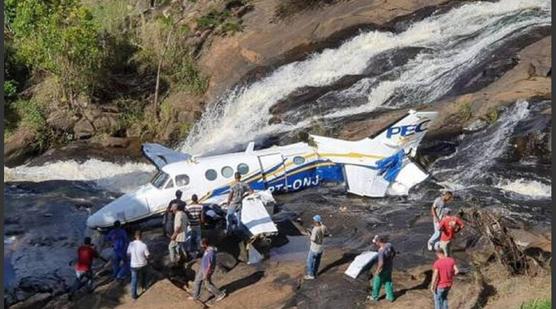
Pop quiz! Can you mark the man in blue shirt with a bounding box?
[105,220,129,280]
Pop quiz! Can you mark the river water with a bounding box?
[3,0,551,306]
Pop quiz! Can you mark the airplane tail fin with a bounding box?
[367,110,438,157]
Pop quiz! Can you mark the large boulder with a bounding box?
[73,118,95,139]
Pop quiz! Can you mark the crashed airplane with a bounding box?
[87,110,437,229]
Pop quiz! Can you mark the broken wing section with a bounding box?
[141,143,192,170]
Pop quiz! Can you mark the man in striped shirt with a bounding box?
[186,194,204,258]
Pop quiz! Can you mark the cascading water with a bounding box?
[181,0,551,155]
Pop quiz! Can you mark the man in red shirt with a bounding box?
[438,209,464,256]
[430,247,459,309]
[68,237,107,300]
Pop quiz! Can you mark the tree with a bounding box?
[8,0,102,106]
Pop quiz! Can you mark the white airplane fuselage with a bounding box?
[87,110,438,229]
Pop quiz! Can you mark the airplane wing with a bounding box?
[141,143,192,170]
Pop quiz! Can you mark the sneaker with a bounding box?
[187,296,195,301]
[427,243,433,251]
[215,293,226,302]
[304,275,315,280]
[366,296,379,302]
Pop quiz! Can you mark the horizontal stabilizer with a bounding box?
[141,143,191,170]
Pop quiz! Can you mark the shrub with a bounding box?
[520,298,551,309]
[8,0,103,102]
[457,101,473,122]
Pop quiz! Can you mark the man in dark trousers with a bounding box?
[369,235,396,302]
[68,237,108,300]
[188,238,226,303]
[105,220,129,280]
[162,190,185,238]
[431,247,459,309]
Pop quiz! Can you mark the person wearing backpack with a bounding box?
[369,235,396,302]
[105,220,130,280]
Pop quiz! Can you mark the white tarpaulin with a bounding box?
[344,251,378,279]
[241,191,278,236]
[344,165,390,197]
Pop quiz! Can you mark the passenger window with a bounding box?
[175,174,190,187]
[237,163,249,175]
[293,156,305,165]
[205,169,217,181]
[165,179,174,189]
[221,166,234,178]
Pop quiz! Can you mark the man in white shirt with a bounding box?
[427,191,453,251]
[127,230,150,300]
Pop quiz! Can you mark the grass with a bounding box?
[482,106,499,124]
[457,101,473,122]
[520,298,551,309]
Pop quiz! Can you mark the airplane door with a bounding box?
[257,153,287,193]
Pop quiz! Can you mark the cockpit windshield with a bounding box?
[151,171,170,189]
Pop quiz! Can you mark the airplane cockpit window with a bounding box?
[175,174,190,187]
[237,163,249,175]
[151,171,170,189]
[293,156,306,165]
[205,169,217,181]
[221,166,234,178]
[165,179,175,189]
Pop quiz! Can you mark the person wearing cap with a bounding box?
[226,172,253,234]
[369,235,396,302]
[430,246,459,309]
[304,215,327,280]
[437,209,464,257]
[428,192,453,251]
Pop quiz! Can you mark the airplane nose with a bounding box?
[87,192,151,229]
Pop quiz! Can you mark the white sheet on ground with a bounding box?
[344,251,378,279]
[241,191,278,236]
[344,165,389,197]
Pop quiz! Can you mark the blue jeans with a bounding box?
[112,251,129,279]
[434,287,450,309]
[187,226,202,256]
[306,250,322,277]
[428,220,441,248]
[131,266,148,299]
[226,206,240,234]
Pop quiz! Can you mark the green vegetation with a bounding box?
[4,0,233,155]
[520,298,551,309]
[457,101,473,122]
[482,106,499,124]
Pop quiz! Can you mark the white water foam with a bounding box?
[432,101,531,188]
[182,0,551,155]
[496,178,552,198]
[4,159,155,193]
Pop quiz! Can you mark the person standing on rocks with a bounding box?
[304,215,327,280]
[226,172,253,234]
[68,237,108,300]
[438,209,464,257]
[105,220,130,280]
[428,191,454,251]
[369,235,396,302]
[186,194,204,258]
[170,202,189,263]
[430,247,459,309]
[163,190,185,238]
[127,230,150,300]
[188,238,226,303]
